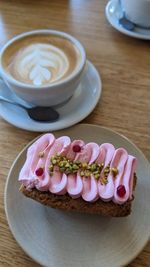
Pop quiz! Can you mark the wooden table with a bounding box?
[0,0,150,266]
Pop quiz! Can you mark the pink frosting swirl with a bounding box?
[49,136,71,194]
[67,140,85,198]
[19,134,137,204]
[67,142,100,202]
[113,154,137,204]
[80,143,100,202]
[19,133,55,190]
[97,143,115,201]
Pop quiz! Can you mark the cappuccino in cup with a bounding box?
[2,34,81,86]
[0,30,86,106]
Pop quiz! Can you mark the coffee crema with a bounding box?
[2,34,81,86]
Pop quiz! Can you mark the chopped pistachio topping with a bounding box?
[85,170,91,177]
[90,163,97,171]
[80,171,85,177]
[95,173,100,179]
[72,164,79,170]
[52,159,57,165]
[65,162,70,168]
[49,154,118,183]
[104,166,110,174]
[111,167,119,177]
[49,165,54,171]
[82,162,88,168]
[100,177,108,185]
[39,151,45,158]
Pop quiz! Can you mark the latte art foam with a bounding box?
[3,33,81,87]
[10,43,69,86]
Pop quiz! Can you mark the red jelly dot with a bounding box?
[35,167,44,176]
[72,145,81,152]
[117,185,126,198]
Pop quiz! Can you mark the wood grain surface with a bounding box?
[0,0,150,266]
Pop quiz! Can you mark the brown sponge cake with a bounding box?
[20,173,136,217]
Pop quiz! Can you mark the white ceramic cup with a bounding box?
[121,0,150,28]
[0,30,86,106]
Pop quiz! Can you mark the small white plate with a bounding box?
[4,124,150,267]
[0,60,101,132]
[105,0,150,40]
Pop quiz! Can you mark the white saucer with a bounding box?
[105,0,150,40]
[4,124,150,267]
[0,61,102,132]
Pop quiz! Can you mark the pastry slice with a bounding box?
[19,133,137,217]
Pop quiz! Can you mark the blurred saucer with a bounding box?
[0,60,102,132]
[105,0,150,40]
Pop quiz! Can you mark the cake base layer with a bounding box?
[20,185,135,217]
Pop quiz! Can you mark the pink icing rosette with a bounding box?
[19,133,55,190]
